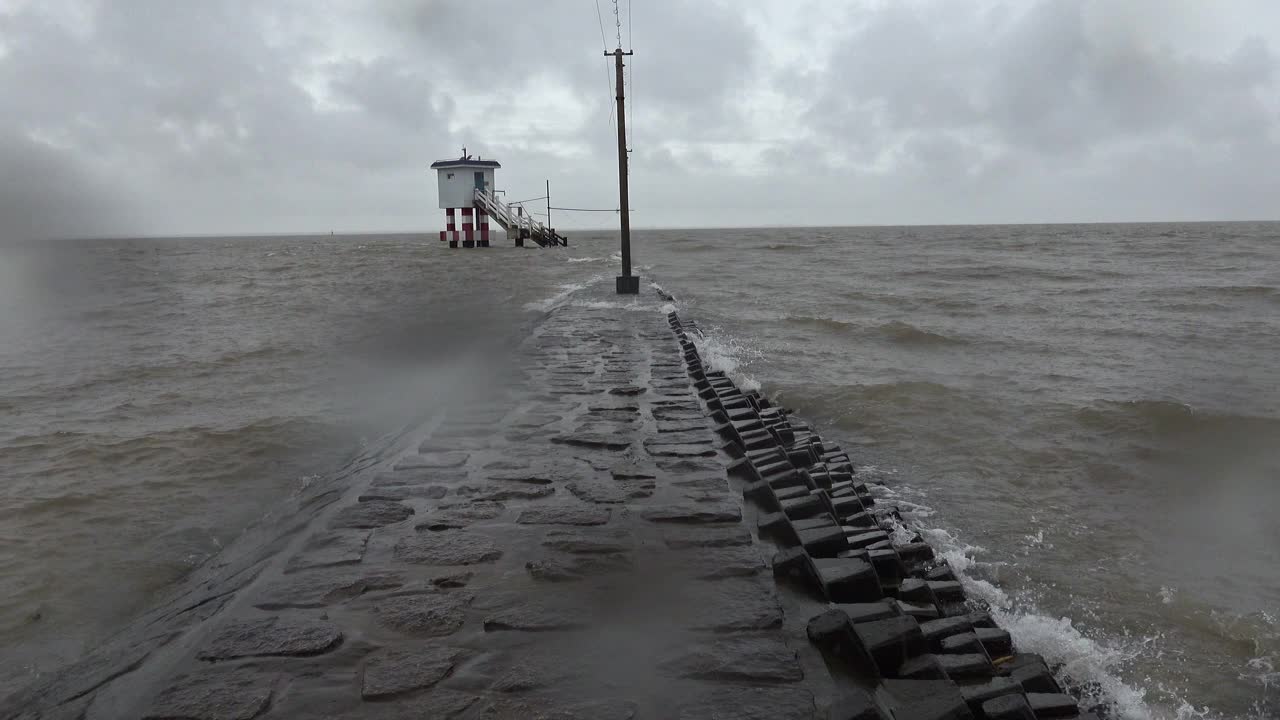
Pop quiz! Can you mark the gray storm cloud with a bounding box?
[0,0,1277,238]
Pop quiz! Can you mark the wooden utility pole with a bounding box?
[608,47,638,294]
[546,179,551,237]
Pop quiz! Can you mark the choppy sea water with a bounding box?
[1,224,1277,718]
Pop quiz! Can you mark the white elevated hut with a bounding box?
[431,152,566,249]
[432,155,500,248]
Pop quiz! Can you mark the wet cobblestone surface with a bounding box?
[1,284,829,719]
[4,281,1091,720]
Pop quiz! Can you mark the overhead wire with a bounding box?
[594,0,616,130]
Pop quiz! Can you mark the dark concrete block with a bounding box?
[897,654,948,680]
[800,525,850,557]
[940,631,986,656]
[894,598,941,620]
[833,600,900,624]
[998,654,1061,694]
[876,679,974,720]
[831,688,889,720]
[937,652,994,679]
[975,627,1014,658]
[982,693,1036,720]
[958,677,1022,712]
[899,578,937,605]
[929,580,966,601]
[853,615,925,675]
[921,614,967,648]
[1025,693,1078,718]
[814,557,883,603]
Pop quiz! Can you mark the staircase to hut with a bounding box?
[474,188,567,247]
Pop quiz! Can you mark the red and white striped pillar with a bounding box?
[445,208,458,248]
[477,208,490,247]
[461,207,475,248]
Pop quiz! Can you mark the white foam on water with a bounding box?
[567,256,605,263]
[871,481,1187,720]
[567,298,668,313]
[523,276,603,312]
[687,331,762,392]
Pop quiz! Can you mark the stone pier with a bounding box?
[3,280,1092,720]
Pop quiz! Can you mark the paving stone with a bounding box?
[416,501,507,531]
[516,504,612,526]
[143,667,276,720]
[543,529,632,554]
[456,484,556,502]
[671,687,817,720]
[358,485,448,501]
[286,531,369,572]
[660,635,803,682]
[663,525,753,549]
[656,458,722,474]
[370,592,472,636]
[253,570,404,610]
[394,532,502,565]
[361,647,462,699]
[485,468,563,485]
[198,617,342,660]
[550,433,632,450]
[643,442,717,457]
[566,480,630,504]
[609,462,658,479]
[477,698,637,719]
[483,601,590,632]
[687,578,783,631]
[526,554,633,581]
[395,452,470,469]
[641,502,741,524]
[329,500,414,529]
[683,544,766,578]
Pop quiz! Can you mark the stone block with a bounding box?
[876,679,974,720]
[198,617,342,661]
[834,600,901,624]
[940,631,986,656]
[937,652,994,679]
[830,688,889,720]
[143,667,275,720]
[997,654,1061,694]
[981,693,1035,720]
[362,647,462,699]
[853,615,925,676]
[976,627,1014,658]
[958,677,1022,713]
[660,636,803,683]
[814,557,883,603]
[799,524,850,557]
[1025,693,1078,718]
[897,654,948,680]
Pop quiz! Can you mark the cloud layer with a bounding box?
[1,0,1277,238]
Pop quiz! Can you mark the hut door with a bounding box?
[474,172,486,191]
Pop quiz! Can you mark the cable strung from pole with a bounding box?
[612,0,622,49]
[594,0,616,130]
[551,206,623,212]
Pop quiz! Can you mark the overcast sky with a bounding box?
[2,0,1278,238]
